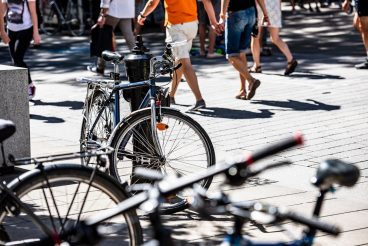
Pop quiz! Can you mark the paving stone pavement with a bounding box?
[0,4,367,245]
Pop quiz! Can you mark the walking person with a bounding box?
[88,0,136,75]
[0,3,10,44]
[138,0,221,111]
[219,0,268,100]
[250,0,298,76]
[342,0,368,69]
[2,0,41,100]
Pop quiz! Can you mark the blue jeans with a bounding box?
[225,7,256,57]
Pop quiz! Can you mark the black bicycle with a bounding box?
[38,0,85,36]
[0,119,143,245]
[79,44,216,214]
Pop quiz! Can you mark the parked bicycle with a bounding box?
[34,133,326,245]
[79,43,216,214]
[38,0,85,36]
[0,119,143,245]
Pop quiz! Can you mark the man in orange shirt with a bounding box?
[138,0,221,111]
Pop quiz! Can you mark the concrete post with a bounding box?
[0,65,30,170]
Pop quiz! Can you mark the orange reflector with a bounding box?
[156,123,168,131]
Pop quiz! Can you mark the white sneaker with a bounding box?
[206,52,223,58]
[28,83,36,100]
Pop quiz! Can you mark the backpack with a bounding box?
[7,0,26,24]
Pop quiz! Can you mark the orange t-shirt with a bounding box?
[164,0,198,25]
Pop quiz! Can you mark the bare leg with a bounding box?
[199,24,207,55]
[250,26,263,69]
[207,29,217,54]
[170,58,203,101]
[269,27,293,62]
[357,16,368,52]
[228,53,256,92]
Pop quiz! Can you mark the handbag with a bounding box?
[90,24,114,57]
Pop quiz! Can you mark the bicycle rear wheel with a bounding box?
[0,164,142,245]
[39,0,61,35]
[80,88,114,164]
[65,0,85,36]
[109,108,216,214]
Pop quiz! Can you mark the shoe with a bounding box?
[206,52,223,58]
[235,93,247,100]
[186,99,206,112]
[28,83,36,100]
[169,96,176,105]
[355,58,368,69]
[284,59,298,76]
[249,65,262,73]
[247,79,261,100]
[160,195,189,214]
[87,65,104,75]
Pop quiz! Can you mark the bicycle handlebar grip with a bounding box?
[244,132,304,165]
[284,210,340,236]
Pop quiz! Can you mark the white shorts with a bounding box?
[165,20,198,59]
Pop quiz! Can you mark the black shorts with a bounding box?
[355,0,368,17]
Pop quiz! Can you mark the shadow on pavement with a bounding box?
[31,99,84,110]
[262,70,345,80]
[30,114,65,123]
[251,99,341,111]
[188,108,275,119]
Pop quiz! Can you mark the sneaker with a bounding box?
[160,195,189,214]
[186,99,206,112]
[355,58,368,69]
[87,65,104,75]
[206,52,223,58]
[28,83,36,100]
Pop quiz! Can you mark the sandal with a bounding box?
[247,79,261,100]
[284,59,298,76]
[235,94,247,100]
[249,65,262,73]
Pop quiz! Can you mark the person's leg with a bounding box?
[250,26,263,72]
[169,60,184,98]
[358,16,368,53]
[8,28,33,84]
[268,27,293,62]
[207,28,217,54]
[180,58,203,101]
[118,18,136,51]
[199,23,207,56]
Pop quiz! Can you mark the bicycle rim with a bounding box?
[66,0,84,36]
[0,164,142,245]
[80,90,114,165]
[39,0,61,35]
[110,108,215,213]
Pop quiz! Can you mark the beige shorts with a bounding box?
[165,20,198,59]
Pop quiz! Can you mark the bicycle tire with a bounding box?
[0,164,143,245]
[66,0,84,36]
[80,89,114,165]
[39,0,61,35]
[109,107,216,214]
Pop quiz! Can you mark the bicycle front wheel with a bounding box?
[0,164,142,245]
[109,108,216,213]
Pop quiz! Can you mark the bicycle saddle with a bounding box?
[0,119,16,143]
[102,50,124,63]
[311,159,360,190]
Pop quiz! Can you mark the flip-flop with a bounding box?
[247,79,261,100]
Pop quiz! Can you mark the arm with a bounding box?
[256,0,269,25]
[137,0,160,25]
[219,0,230,29]
[28,0,41,44]
[202,0,223,34]
[342,0,351,12]
[0,2,10,44]
[97,0,111,28]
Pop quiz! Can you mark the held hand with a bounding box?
[210,22,224,35]
[137,15,146,26]
[341,0,350,12]
[262,15,270,26]
[97,16,106,28]
[218,17,225,32]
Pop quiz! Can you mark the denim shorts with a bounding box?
[225,7,256,57]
